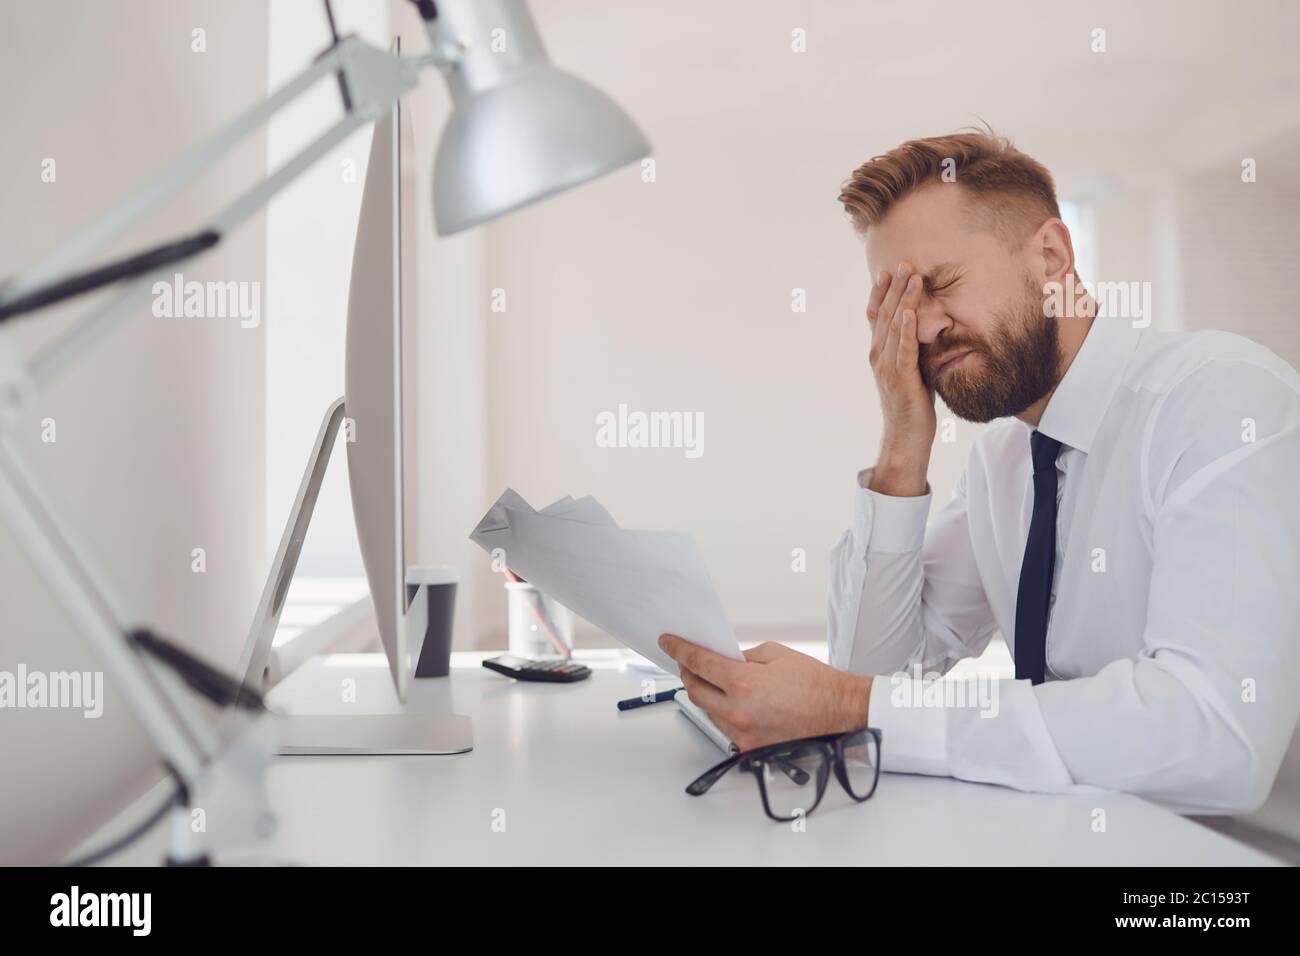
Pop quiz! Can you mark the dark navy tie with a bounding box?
[1014,430,1065,685]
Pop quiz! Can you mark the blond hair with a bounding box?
[838,128,1060,246]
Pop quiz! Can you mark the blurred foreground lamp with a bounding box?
[0,0,648,864]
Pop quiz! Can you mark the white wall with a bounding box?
[267,0,1300,653]
[477,138,960,644]
[264,0,389,580]
[0,0,269,863]
[1174,131,1300,370]
[461,0,1300,648]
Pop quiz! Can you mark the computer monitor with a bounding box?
[344,83,420,703]
[235,61,470,754]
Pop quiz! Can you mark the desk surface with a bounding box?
[106,651,1274,865]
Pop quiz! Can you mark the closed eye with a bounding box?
[919,262,963,297]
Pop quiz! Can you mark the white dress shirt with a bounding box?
[828,316,1300,838]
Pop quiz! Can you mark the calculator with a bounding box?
[482,654,592,683]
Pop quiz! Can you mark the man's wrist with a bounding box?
[870,449,929,497]
[834,673,873,732]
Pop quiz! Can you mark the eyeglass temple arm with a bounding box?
[685,754,741,795]
[685,750,815,796]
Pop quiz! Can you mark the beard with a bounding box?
[919,274,1061,423]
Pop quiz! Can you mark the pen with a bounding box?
[617,687,682,710]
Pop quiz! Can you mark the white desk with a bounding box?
[99,650,1275,865]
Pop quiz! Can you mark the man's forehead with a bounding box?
[865,185,973,274]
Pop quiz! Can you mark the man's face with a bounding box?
[864,185,1061,423]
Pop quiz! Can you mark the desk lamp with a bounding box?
[0,0,649,864]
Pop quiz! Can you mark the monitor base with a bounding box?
[274,713,473,755]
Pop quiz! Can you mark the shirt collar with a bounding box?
[1033,317,1143,454]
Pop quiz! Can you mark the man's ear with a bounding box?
[1036,218,1075,284]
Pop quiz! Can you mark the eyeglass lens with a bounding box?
[757,743,828,819]
[840,729,880,799]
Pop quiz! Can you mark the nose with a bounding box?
[913,294,953,346]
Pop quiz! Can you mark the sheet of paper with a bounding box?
[469,489,740,675]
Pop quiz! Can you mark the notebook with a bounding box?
[675,690,738,755]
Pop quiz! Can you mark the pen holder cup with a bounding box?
[506,581,575,659]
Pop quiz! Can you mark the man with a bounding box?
[659,130,1300,855]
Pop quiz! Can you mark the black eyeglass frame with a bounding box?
[684,727,882,822]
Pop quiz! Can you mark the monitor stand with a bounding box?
[233,398,472,755]
[275,713,472,756]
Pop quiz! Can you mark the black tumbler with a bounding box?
[406,565,458,678]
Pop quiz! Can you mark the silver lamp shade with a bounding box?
[428,0,651,235]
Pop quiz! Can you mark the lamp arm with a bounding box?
[1,45,338,311]
[0,34,456,319]
[0,28,459,864]
[0,433,220,777]
[0,36,459,392]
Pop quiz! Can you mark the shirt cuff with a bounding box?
[849,467,932,555]
[868,674,950,777]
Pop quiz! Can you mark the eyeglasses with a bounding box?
[685,727,882,821]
